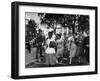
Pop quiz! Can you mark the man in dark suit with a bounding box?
[36,29,45,62]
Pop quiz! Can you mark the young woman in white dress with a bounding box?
[45,31,56,66]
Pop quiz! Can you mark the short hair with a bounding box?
[48,32,53,39]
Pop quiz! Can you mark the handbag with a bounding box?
[49,41,56,48]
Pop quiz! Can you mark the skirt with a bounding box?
[45,53,56,65]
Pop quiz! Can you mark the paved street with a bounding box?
[25,48,68,68]
[25,48,88,68]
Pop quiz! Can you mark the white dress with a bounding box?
[45,35,56,54]
[56,35,64,57]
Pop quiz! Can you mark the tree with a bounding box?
[25,19,37,42]
[38,13,89,33]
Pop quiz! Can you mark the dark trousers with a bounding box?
[36,45,43,59]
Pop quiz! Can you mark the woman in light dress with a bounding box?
[56,34,64,63]
[68,35,77,64]
[45,31,56,66]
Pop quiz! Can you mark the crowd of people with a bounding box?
[25,22,89,66]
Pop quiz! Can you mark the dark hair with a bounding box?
[38,29,42,33]
[48,32,53,39]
